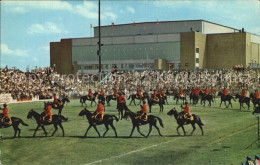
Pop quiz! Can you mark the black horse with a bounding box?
[167,108,204,136]
[249,93,260,108]
[78,108,118,137]
[0,116,28,138]
[80,92,98,107]
[124,109,164,138]
[128,92,148,106]
[147,95,165,113]
[235,94,250,110]
[217,91,236,108]
[189,93,199,105]
[49,97,70,115]
[106,94,118,106]
[27,109,68,137]
[199,91,213,107]
[252,106,260,114]
[174,94,187,105]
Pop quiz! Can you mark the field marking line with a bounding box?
[85,137,182,165]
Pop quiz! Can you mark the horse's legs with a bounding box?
[110,123,118,137]
[33,125,40,137]
[103,124,109,137]
[41,126,47,137]
[133,99,136,106]
[166,98,169,105]
[137,126,145,137]
[190,123,196,135]
[84,125,92,137]
[129,125,136,137]
[153,123,162,136]
[176,126,180,135]
[12,126,18,138]
[146,124,152,138]
[52,124,58,136]
[58,123,65,137]
[93,125,100,138]
[219,100,222,108]
[58,108,62,116]
[181,126,186,136]
[198,124,204,135]
[230,101,233,108]
[129,99,132,105]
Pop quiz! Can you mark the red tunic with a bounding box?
[137,89,141,95]
[45,105,52,116]
[118,95,126,103]
[141,104,147,114]
[99,91,105,96]
[153,91,157,98]
[179,88,183,94]
[2,107,9,117]
[205,89,209,95]
[241,90,246,97]
[54,96,58,103]
[159,89,164,95]
[113,90,117,95]
[223,89,228,96]
[194,90,199,95]
[184,105,190,115]
[211,88,214,94]
[96,103,104,115]
[254,91,259,99]
[88,90,92,96]
[191,88,195,94]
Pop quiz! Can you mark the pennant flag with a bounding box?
[133,22,136,26]
[157,20,160,24]
[90,24,93,28]
[112,22,114,26]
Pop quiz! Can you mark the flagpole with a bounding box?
[98,0,101,73]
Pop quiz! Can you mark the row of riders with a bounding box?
[1,87,260,138]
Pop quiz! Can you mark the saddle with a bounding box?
[41,115,52,124]
[0,116,12,127]
[135,113,148,122]
[178,113,194,123]
[153,98,159,102]
[180,94,185,98]
[92,113,104,122]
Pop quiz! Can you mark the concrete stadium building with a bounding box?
[50,20,260,74]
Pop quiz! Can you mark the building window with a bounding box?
[185,63,189,67]
[196,58,199,63]
[196,47,199,53]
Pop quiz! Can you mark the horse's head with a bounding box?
[167,108,177,116]
[78,108,87,116]
[217,91,222,96]
[27,109,34,119]
[249,93,254,98]
[235,94,240,99]
[64,97,70,103]
[123,109,132,119]
[93,92,98,97]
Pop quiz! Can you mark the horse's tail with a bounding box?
[20,119,29,126]
[111,115,119,122]
[127,95,131,100]
[60,115,68,121]
[155,116,164,128]
[80,97,83,103]
[196,115,204,126]
[232,96,236,102]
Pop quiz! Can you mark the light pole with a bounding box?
[98,0,101,73]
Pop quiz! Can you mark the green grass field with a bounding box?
[0,98,259,165]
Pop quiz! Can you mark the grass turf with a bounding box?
[0,98,259,165]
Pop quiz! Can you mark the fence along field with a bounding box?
[0,98,259,164]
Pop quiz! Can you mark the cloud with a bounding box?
[27,22,64,34]
[3,1,117,21]
[126,6,135,14]
[41,46,50,52]
[1,44,29,57]
[8,6,28,13]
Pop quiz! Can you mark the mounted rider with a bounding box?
[204,87,209,96]
[210,86,215,95]
[254,90,259,99]
[136,100,148,121]
[88,89,93,99]
[41,103,52,124]
[223,87,228,99]
[152,89,159,102]
[118,92,128,114]
[159,88,165,97]
[179,87,185,98]
[53,93,62,107]
[92,100,104,122]
[113,88,118,99]
[241,89,247,101]
[0,103,12,127]
[181,102,192,121]
[136,88,142,99]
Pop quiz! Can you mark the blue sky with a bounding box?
[1,0,260,71]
